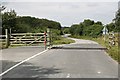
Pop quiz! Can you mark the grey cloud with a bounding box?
[118,1,120,9]
[4,2,118,26]
[86,3,99,7]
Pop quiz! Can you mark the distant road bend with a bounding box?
[1,37,118,79]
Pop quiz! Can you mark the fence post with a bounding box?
[47,28,51,49]
[5,29,10,48]
[10,28,11,36]
[44,31,47,50]
[109,32,115,47]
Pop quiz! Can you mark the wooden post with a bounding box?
[50,29,52,47]
[47,28,50,48]
[5,29,10,48]
[44,31,47,50]
[10,28,11,36]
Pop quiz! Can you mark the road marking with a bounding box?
[104,52,118,65]
[66,74,70,78]
[0,49,48,76]
[97,71,101,74]
[21,64,33,67]
[31,75,39,78]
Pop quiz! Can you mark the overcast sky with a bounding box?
[1,0,119,27]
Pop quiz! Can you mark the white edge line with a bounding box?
[66,74,70,78]
[0,49,48,76]
[104,51,118,65]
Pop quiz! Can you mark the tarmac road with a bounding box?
[1,46,44,73]
[1,38,118,79]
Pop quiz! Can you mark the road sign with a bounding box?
[102,26,108,35]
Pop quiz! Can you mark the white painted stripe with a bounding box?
[0,49,48,76]
[104,52,118,65]
[97,71,101,74]
[66,74,70,78]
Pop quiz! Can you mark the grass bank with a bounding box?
[0,42,6,49]
[71,35,119,62]
[53,37,75,45]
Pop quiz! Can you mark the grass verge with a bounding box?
[53,37,75,45]
[0,42,6,49]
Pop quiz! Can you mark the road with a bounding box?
[1,38,118,79]
[1,46,44,73]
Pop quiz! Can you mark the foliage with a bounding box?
[0,42,6,49]
[2,10,17,34]
[62,27,70,34]
[69,19,103,38]
[53,37,75,45]
[105,9,120,32]
[106,23,116,32]
[15,23,31,33]
[82,19,94,27]
[94,21,103,25]
[114,9,120,32]
[51,29,62,41]
[0,5,6,12]
[2,10,62,34]
[69,24,83,36]
[71,34,119,62]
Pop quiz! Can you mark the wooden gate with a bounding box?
[1,29,51,49]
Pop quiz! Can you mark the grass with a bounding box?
[53,37,75,45]
[92,36,118,62]
[0,42,7,49]
[71,35,119,62]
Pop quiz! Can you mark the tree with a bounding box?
[95,21,102,25]
[69,19,103,37]
[114,9,120,32]
[90,24,103,37]
[62,27,70,34]
[106,23,115,32]
[0,5,6,35]
[83,19,94,27]
[2,10,17,34]
[0,5,6,12]
[69,24,83,35]
[2,10,62,33]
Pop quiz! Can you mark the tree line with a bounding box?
[68,8,120,38]
[2,10,61,34]
[69,19,104,38]
[1,5,120,38]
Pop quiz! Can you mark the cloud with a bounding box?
[1,0,119,2]
[4,2,118,26]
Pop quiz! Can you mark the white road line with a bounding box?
[66,74,70,78]
[104,52,118,65]
[97,71,101,74]
[0,49,48,76]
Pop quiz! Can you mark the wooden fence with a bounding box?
[0,34,6,48]
[108,32,118,47]
[0,29,51,49]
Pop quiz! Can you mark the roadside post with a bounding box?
[102,26,108,44]
[44,31,47,50]
[47,28,50,49]
[10,28,11,36]
[109,31,115,47]
[5,29,10,48]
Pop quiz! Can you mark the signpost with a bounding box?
[102,26,108,42]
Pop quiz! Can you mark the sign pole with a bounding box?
[102,26,108,44]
